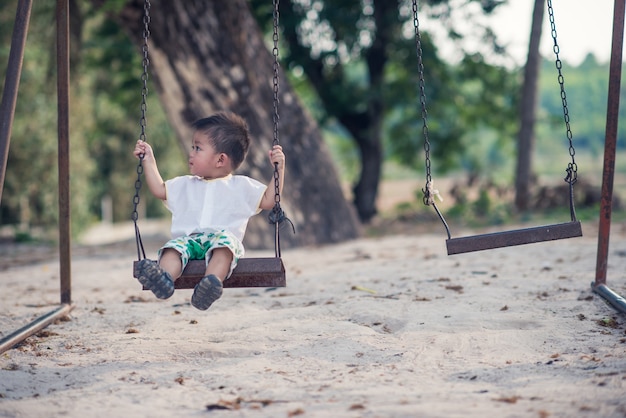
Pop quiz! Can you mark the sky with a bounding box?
[420,0,622,67]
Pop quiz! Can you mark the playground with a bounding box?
[0,219,624,417]
[1,1,625,416]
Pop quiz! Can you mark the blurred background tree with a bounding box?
[250,0,516,222]
[0,0,182,240]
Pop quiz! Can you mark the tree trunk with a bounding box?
[515,0,544,211]
[278,0,396,223]
[352,132,382,222]
[113,0,361,249]
[344,109,383,223]
[349,0,393,223]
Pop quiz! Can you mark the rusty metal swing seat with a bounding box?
[444,207,582,256]
[131,0,290,289]
[134,257,286,289]
[411,0,582,256]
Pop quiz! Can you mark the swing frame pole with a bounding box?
[0,0,74,355]
[0,0,32,203]
[57,0,72,307]
[593,0,626,314]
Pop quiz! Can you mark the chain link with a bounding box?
[547,0,577,185]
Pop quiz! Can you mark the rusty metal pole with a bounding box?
[0,0,33,204]
[0,0,75,355]
[593,0,626,314]
[57,0,71,305]
[0,304,73,354]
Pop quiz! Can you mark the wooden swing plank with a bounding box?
[133,258,286,289]
[446,221,582,255]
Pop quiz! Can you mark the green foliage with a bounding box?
[79,7,184,223]
[256,0,620,207]
[251,0,519,181]
[0,0,182,241]
[386,51,519,178]
[1,1,94,236]
[537,53,626,166]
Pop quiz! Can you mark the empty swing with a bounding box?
[410,0,582,256]
[131,0,288,288]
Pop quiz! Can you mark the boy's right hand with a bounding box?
[133,140,154,162]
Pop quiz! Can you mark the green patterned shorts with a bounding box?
[158,230,243,278]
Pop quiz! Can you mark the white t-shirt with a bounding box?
[164,174,267,241]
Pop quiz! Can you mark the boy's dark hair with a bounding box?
[192,111,250,170]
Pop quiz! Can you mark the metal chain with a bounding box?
[411,0,433,206]
[411,0,451,239]
[267,0,295,256]
[547,0,577,186]
[271,0,281,208]
[139,0,151,148]
[131,0,151,261]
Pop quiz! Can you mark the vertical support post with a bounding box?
[57,0,71,305]
[0,0,76,355]
[0,0,33,204]
[593,0,626,314]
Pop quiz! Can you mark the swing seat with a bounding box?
[446,220,582,255]
[133,257,286,289]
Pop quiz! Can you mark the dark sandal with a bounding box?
[135,259,175,299]
[191,274,223,310]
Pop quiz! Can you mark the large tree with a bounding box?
[279,0,399,223]
[250,0,509,222]
[102,0,362,248]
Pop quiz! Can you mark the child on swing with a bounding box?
[133,111,285,310]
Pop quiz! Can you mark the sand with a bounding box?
[0,220,625,418]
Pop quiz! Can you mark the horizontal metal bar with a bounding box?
[447,221,582,255]
[0,303,74,355]
[134,258,286,289]
[592,283,626,314]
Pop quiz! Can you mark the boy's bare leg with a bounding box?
[191,247,233,310]
[204,247,233,282]
[158,248,184,280]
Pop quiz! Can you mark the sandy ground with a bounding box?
[1,219,625,418]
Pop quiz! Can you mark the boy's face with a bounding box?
[189,132,228,179]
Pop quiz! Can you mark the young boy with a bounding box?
[133,111,285,310]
